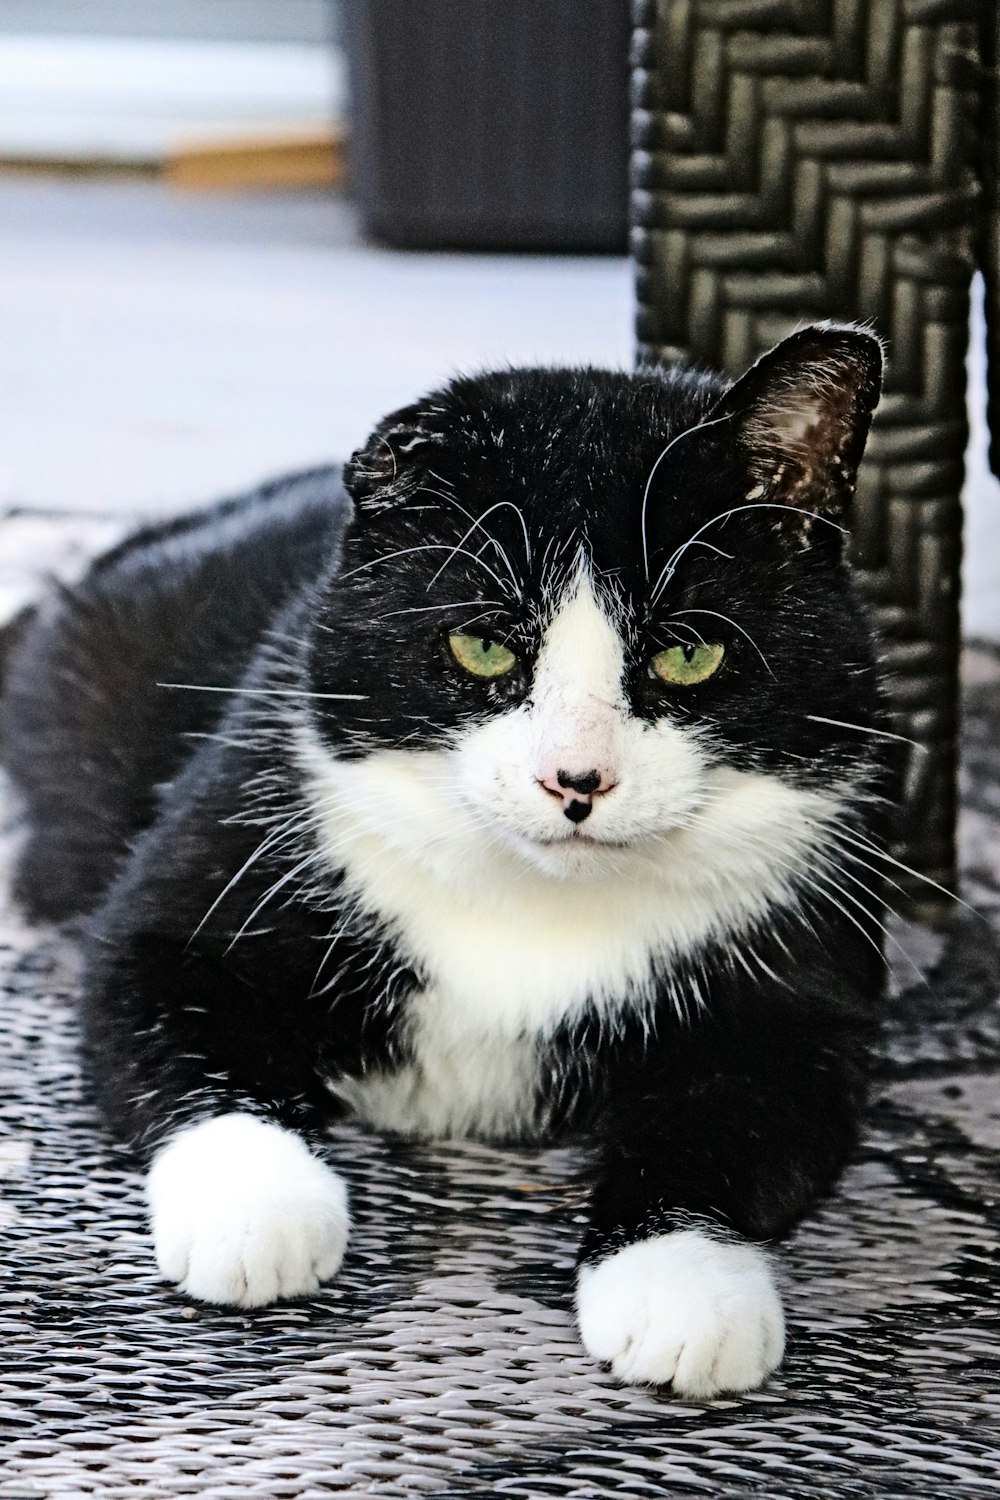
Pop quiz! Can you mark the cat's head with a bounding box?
[300,326,886,910]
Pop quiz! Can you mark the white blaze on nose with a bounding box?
[531,570,627,785]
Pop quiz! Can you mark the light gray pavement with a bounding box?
[0,176,997,635]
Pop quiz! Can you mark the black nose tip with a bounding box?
[557,769,601,795]
[563,798,593,824]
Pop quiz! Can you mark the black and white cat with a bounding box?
[1,325,894,1399]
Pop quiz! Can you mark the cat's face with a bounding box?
[302,327,885,901]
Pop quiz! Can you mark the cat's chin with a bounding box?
[502,828,633,880]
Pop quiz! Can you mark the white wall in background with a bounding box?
[0,184,634,517]
[0,36,343,161]
[0,2,338,45]
[962,276,1000,642]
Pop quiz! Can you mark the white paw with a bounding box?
[147,1113,350,1307]
[576,1229,785,1398]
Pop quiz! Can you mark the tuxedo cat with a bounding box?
[1,325,893,1399]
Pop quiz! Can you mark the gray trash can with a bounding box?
[343,0,629,252]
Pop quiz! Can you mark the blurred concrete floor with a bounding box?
[0,176,997,637]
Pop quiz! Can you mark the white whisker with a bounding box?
[805,714,924,751]
[379,599,503,619]
[158,683,368,702]
[189,811,320,945]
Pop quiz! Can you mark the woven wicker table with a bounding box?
[2,511,1000,1498]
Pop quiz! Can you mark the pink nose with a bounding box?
[538,768,617,824]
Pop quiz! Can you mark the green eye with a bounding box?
[650,641,726,686]
[448,631,518,679]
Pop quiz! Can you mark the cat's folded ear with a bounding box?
[708,324,883,524]
[343,403,441,513]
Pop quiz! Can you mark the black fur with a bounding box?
[0,328,895,1273]
[2,468,346,920]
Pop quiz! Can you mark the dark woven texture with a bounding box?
[632,0,987,912]
[2,514,1000,1497]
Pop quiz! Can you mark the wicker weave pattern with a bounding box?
[632,0,984,910]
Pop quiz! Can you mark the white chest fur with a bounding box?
[329,1007,543,1139]
[299,725,836,1140]
[323,842,675,1138]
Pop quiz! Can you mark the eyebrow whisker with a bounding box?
[380,599,504,619]
[342,543,513,598]
[667,608,774,676]
[651,501,847,605]
[639,413,734,582]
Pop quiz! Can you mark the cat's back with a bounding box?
[0,466,351,922]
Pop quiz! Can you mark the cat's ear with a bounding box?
[708,324,883,524]
[343,403,442,514]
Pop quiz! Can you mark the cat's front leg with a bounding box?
[576,996,870,1397]
[83,933,351,1308]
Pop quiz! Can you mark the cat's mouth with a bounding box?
[530,829,629,849]
[476,811,639,877]
[509,825,639,867]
